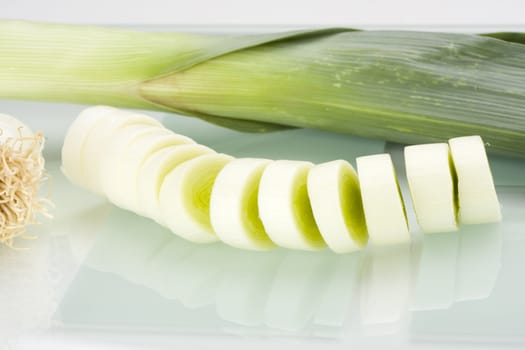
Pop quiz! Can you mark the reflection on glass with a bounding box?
[0,240,54,345]
[359,244,414,335]
[215,250,285,327]
[455,224,502,301]
[413,224,501,311]
[264,251,333,331]
[413,232,460,311]
[59,205,504,338]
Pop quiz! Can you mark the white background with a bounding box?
[1,0,525,27]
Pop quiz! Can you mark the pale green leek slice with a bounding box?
[159,153,234,243]
[405,143,458,233]
[258,160,326,251]
[356,154,410,245]
[448,136,501,224]
[136,144,215,224]
[209,158,276,251]
[307,160,368,253]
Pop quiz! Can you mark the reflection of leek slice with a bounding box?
[307,160,368,253]
[356,154,410,245]
[314,253,361,328]
[215,250,284,326]
[405,143,458,233]
[164,244,231,308]
[258,160,325,251]
[449,136,501,224]
[86,208,173,284]
[455,224,502,301]
[145,237,198,299]
[412,233,460,311]
[264,252,330,331]
[210,158,275,251]
[360,245,412,334]
[159,153,233,243]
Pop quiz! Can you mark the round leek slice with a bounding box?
[61,106,116,187]
[356,154,410,245]
[258,160,325,251]
[404,143,458,233]
[307,160,368,253]
[448,136,501,224]
[209,158,275,251]
[104,129,195,213]
[81,108,162,193]
[137,144,215,224]
[159,153,234,243]
[100,125,167,208]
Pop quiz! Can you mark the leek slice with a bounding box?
[104,129,195,213]
[307,160,368,253]
[100,125,167,208]
[448,136,501,224]
[258,160,325,251]
[61,106,117,187]
[159,153,233,243]
[209,158,275,251]
[405,143,458,233]
[136,144,214,224]
[81,109,161,193]
[356,154,410,245]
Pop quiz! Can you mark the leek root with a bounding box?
[0,113,49,245]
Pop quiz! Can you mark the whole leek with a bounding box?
[1,20,525,157]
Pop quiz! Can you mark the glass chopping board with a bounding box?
[0,93,524,350]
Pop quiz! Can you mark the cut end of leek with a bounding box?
[405,143,458,233]
[356,154,410,246]
[448,136,502,225]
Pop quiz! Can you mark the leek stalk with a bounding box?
[1,20,525,157]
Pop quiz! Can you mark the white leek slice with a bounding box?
[307,160,368,253]
[258,160,325,251]
[61,106,117,187]
[159,153,233,243]
[103,129,195,213]
[81,108,162,194]
[356,154,410,245]
[405,143,458,233]
[448,136,501,224]
[100,125,166,206]
[137,144,215,224]
[209,158,275,251]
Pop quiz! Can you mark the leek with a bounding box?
[1,20,525,157]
